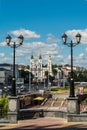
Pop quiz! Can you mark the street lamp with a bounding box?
[6,35,24,96]
[62,32,81,97]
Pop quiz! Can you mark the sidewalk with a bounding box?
[0,117,87,130]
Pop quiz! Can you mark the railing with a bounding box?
[18,92,47,109]
[18,93,36,109]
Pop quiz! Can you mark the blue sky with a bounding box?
[0,0,87,67]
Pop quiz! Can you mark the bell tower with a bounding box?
[47,55,52,76]
[38,54,43,81]
[30,54,34,73]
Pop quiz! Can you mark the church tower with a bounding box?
[38,54,43,81]
[30,54,34,74]
[47,55,52,76]
[38,54,42,66]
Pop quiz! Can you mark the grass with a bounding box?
[46,86,87,94]
[45,86,69,94]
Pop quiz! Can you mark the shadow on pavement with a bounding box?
[11,124,87,130]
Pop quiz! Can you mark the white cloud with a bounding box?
[10,28,40,39]
[2,28,87,67]
[12,40,62,65]
[79,53,84,58]
[65,29,87,44]
[22,41,60,56]
[46,33,60,43]
[85,47,87,51]
[0,53,4,57]
[0,42,6,47]
[60,28,87,67]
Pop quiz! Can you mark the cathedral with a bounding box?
[30,54,52,82]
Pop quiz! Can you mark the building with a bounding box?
[0,63,19,84]
[30,54,52,82]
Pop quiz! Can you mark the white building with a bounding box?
[62,66,77,76]
[30,54,52,82]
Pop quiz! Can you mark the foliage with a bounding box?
[51,86,69,91]
[81,97,87,104]
[52,68,57,76]
[64,64,70,66]
[74,70,87,82]
[52,64,58,69]
[42,64,47,67]
[0,94,8,118]
[20,70,34,83]
[51,87,59,91]
[26,65,30,69]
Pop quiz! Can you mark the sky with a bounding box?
[1,0,87,68]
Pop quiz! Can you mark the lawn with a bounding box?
[46,86,87,95]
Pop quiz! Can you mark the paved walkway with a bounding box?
[0,117,87,130]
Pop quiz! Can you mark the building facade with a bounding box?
[0,63,19,84]
[30,54,52,82]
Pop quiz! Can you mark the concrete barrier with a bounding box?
[67,114,87,122]
[18,108,67,120]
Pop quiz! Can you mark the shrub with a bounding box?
[0,94,8,118]
[51,87,59,91]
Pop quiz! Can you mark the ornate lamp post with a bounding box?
[62,33,81,97]
[6,35,24,96]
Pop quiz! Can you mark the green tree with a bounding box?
[52,68,57,77]
[74,70,87,82]
[0,94,8,117]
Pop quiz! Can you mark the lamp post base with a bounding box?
[8,96,19,123]
[67,97,80,114]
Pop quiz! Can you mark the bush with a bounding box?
[51,87,59,91]
[0,94,8,118]
[51,86,69,91]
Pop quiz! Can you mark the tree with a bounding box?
[52,64,58,69]
[52,68,57,77]
[45,71,48,78]
[44,71,54,84]
[73,70,87,82]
